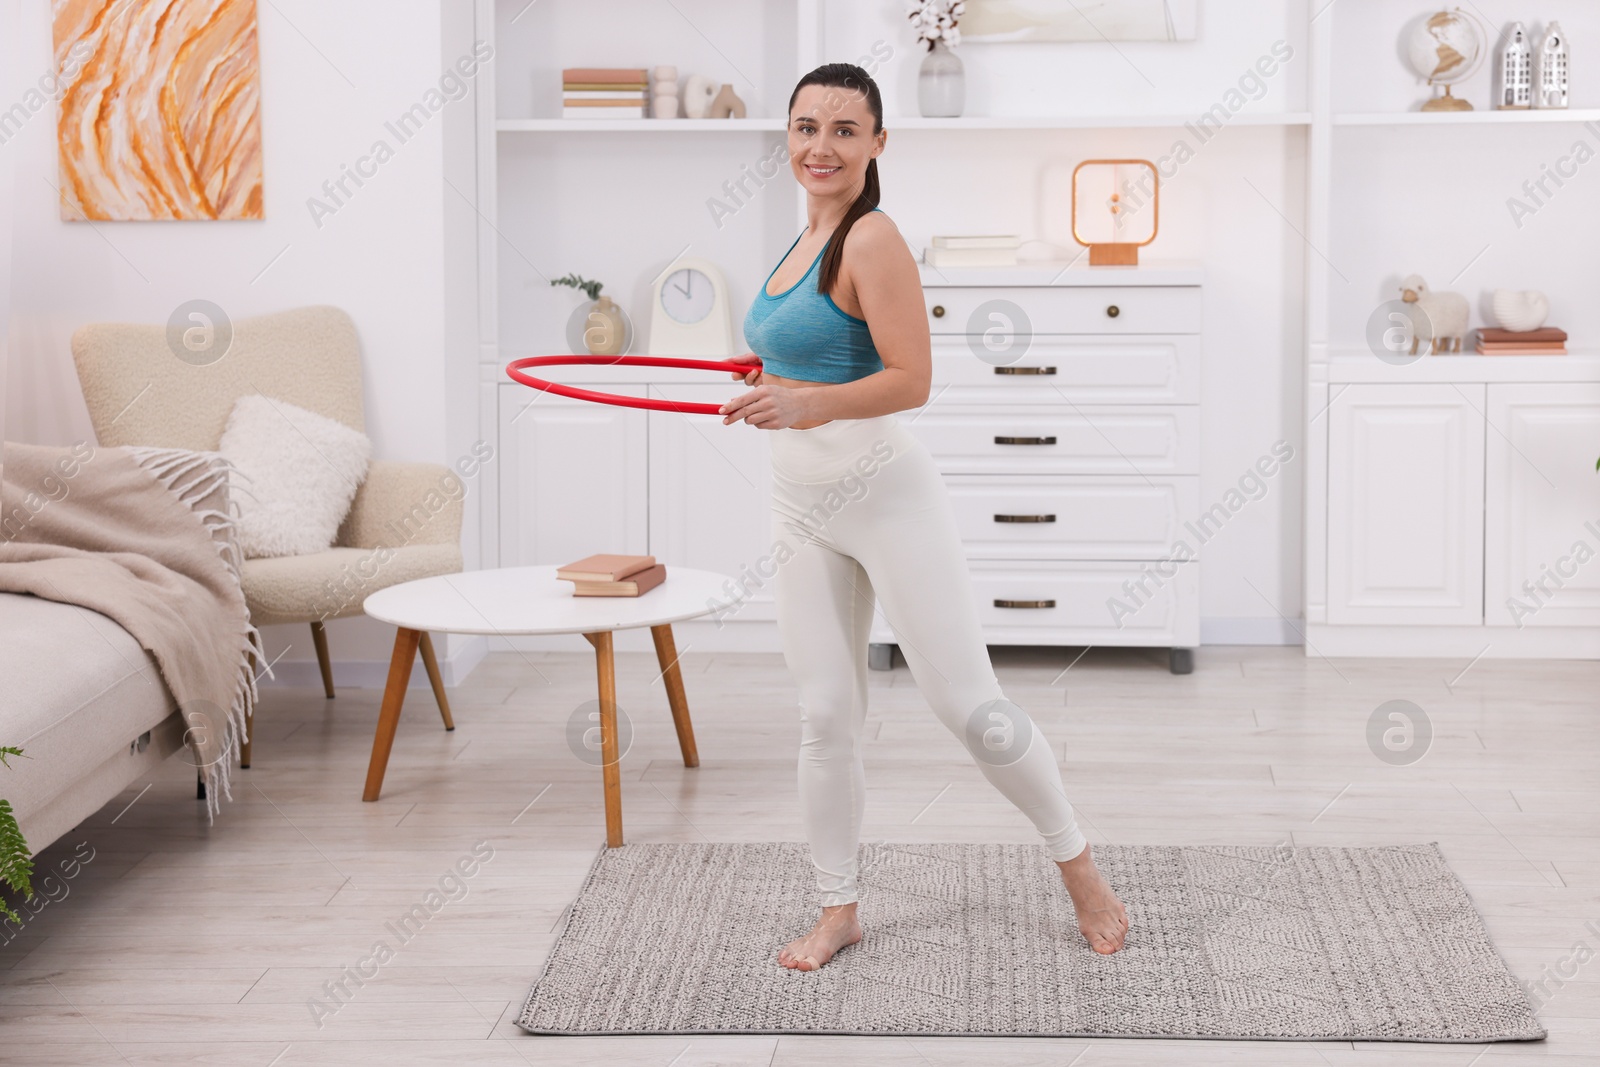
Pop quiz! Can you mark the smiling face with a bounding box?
[786,82,884,203]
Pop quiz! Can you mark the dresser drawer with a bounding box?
[923,285,1201,336]
[945,476,1197,560]
[968,560,1198,644]
[904,407,1198,475]
[929,335,1198,403]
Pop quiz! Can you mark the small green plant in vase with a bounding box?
[551,273,628,356]
[0,747,34,924]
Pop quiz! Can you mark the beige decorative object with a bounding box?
[585,296,628,355]
[682,74,718,118]
[1491,288,1550,332]
[52,0,263,220]
[651,64,679,118]
[1399,274,1470,354]
[708,84,746,119]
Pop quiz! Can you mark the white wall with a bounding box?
[0,0,17,451]
[2,0,485,681]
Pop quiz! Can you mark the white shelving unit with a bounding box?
[1304,0,1600,659]
[466,0,1315,654]
[461,0,1598,655]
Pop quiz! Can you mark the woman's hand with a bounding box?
[720,380,812,429]
[723,353,763,386]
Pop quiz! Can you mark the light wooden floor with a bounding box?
[3,643,1596,1065]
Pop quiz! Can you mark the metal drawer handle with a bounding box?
[1106,304,1120,318]
[994,598,1056,609]
[994,514,1056,523]
[931,304,946,318]
[994,365,1056,375]
[994,435,1056,446]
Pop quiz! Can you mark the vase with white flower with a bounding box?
[907,0,966,117]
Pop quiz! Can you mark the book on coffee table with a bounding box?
[556,553,656,582]
[570,563,667,598]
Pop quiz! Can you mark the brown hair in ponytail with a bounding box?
[788,62,883,299]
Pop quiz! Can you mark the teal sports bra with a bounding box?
[743,208,885,384]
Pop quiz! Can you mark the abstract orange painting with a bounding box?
[53,0,264,221]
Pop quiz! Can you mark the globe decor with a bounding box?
[1407,8,1488,111]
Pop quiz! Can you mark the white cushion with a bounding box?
[219,394,371,558]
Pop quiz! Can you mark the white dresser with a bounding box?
[868,261,1204,674]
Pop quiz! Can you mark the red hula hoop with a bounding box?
[505,354,763,415]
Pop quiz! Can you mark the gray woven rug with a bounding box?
[516,841,1545,1041]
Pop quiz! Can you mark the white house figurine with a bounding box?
[1494,22,1532,109]
[1535,23,1569,109]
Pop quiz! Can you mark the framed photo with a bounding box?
[962,1,1198,43]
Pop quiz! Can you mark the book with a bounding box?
[563,106,648,119]
[562,97,650,106]
[1478,326,1566,343]
[562,67,648,83]
[563,82,653,91]
[1474,344,1568,355]
[571,563,667,597]
[924,246,1019,268]
[557,553,656,582]
[931,234,1022,250]
[563,90,650,101]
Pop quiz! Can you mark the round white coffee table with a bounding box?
[361,564,734,846]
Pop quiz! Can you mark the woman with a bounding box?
[717,63,1129,971]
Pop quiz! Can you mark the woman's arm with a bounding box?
[721,214,931,427]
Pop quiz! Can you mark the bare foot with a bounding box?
[1056,846,1129,954]
[778,902,862,971]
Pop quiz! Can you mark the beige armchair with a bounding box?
[72,304,462,767]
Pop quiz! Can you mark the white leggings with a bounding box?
[768,413,1088,907]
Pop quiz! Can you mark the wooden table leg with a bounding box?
[650,623,699,768]
[583,630,624,847]
[417,631,455,731]
[363,627,421,801]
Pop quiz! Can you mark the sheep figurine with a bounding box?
[1398,274,1470,355]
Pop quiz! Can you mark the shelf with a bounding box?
[497,114,1313,133]
[498,118,785,132]
[886,113,1311,129]
[1334,108,1600,126]
[1325,351,1600,383]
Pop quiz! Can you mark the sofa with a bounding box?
[0,593,186,853]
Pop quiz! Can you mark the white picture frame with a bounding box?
[961,1,1198,43]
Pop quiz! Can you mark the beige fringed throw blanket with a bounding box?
[0,442,263,815]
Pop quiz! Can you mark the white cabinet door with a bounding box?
[1485,383,1600,627]
[1328,383,1484,625]
[647,385,775,622]
[496,384,648,568]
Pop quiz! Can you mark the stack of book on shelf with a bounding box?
[562,68,648,119]
[923,234,1020,268]
[557,553,666,596]
[1475,327,1568,355]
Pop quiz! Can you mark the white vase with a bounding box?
[918,39,964,118]
[1491,289,1550,332]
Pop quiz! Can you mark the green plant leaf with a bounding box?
[0,798,33,924]
[0,747,33,923]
